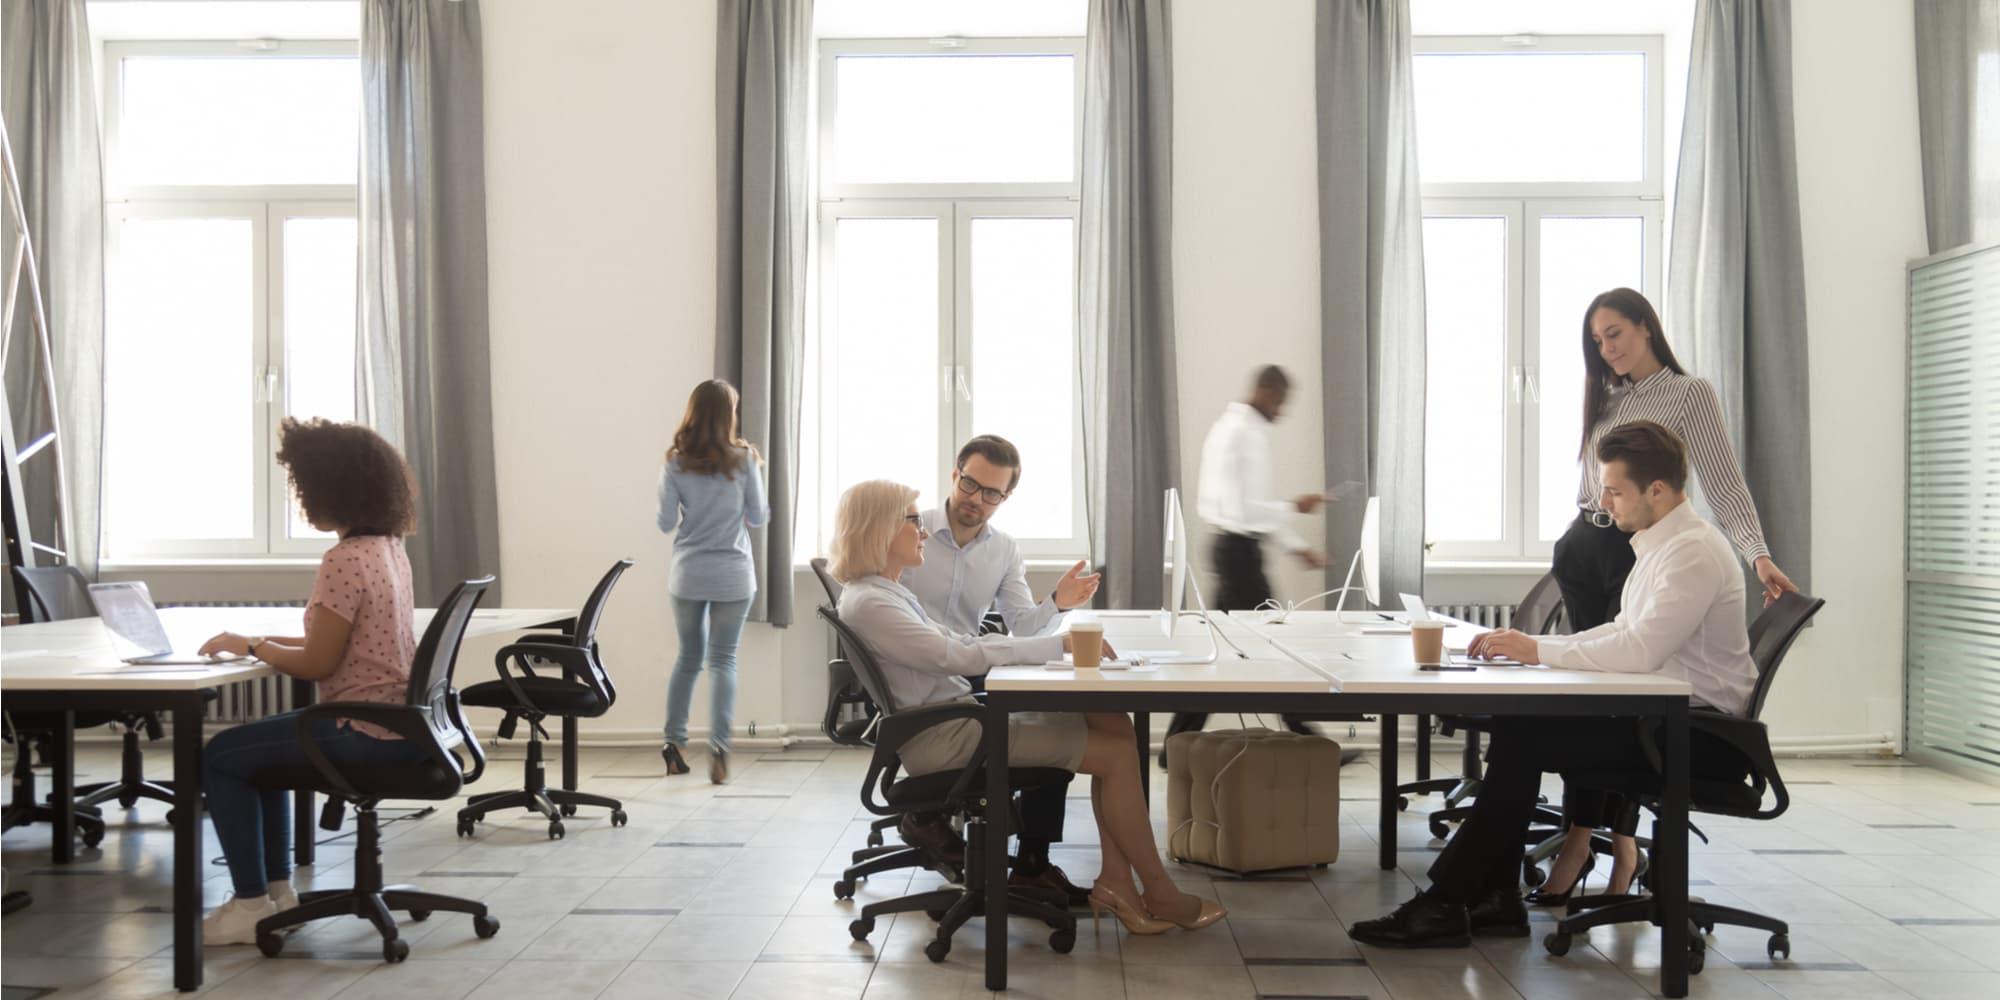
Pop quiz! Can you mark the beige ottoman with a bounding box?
[1166,728,1342,874]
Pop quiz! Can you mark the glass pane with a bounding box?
[1423,216,1510,543]
[120,56,358,186]
[282,216,359,540]
[105,215,257,546]
[832,217,940,511]
[969,216,1075,540]
[834,54,1075,185]
[1536,216,1646,541]
[1413,52,1647,183]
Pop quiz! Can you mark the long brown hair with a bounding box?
[667,379,759,478]
[1578,288,1687,459]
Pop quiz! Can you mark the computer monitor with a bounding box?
[1333,496,1382,614]
[1164,487,1189,621]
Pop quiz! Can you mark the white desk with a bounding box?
[0,604,569,992]
[978,609,1699,998]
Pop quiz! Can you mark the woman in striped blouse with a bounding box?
[1529,287,1799,906]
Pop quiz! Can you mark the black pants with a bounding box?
[1552,511,1636,632]
[1163,533,1315,756]
[1425,716,1748,903]
[960,672,1070,853]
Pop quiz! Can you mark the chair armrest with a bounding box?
[492,641,610,708]
[864,702,988,815]
[294,702,464,800]
[1641,710,1788,821]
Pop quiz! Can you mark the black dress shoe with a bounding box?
[1347,891,1472,948]
[1467,887,1529,938]
[1008,864,1093,909]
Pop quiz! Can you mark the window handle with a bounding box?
[1525,371,1541,405]
[940,365,952,404]
[1511,365,1523,405]
[955,365,972,403]
[263,368,279,404]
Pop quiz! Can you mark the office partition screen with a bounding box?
[1905,241,2000,778]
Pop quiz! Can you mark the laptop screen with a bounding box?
[87,582,174,658]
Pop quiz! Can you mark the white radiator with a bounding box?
[161,602,303,724]
[1432,603,1516,629]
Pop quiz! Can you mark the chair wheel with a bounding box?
[849,917,875,941]
[927,909,947,922]
[118,793,139,809]
[382,937,409,963]
[1544,931,1572,956]
[1523,863,1546,888]
[1768,933,1789,960]
[610,810,628,827]
[164,809,178,824]
[833,880,856,900]
[257,931,284,957]
[408,909,431,922]
[867,831,884,848]
[457,819,476,838]
[1428,820,1451,840]
[1396,796,1409,812]
[474,914,501,939]
[560,804,577,817]
[80,825,104,848]
[1049,928,1075,954]
[925,938,951,963]
[1688,940,1706,975]
[547,820,565,840]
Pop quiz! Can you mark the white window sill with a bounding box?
[101,558,322,572]
[1424,560,1548,576]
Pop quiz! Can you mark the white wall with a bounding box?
[464,0,1927,750]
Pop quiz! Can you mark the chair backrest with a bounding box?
[12,565,94,623]
[572,558,634,647]
[408,577,494,765]
[1742,591,1825,720]
[809,557,843,605]
[1515,571,1567,635]
[818,604,901,716]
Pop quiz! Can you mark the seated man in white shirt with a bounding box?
[1349,420,1756,948]
[898,435,1103,907]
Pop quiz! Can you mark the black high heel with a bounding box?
[1524,852,1595,907]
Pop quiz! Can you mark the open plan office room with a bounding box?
[2,0,1997,998]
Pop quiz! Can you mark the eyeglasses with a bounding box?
[903,513,924,527]
[954,474,1011,505]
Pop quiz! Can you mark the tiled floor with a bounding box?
[6,742,2000,999]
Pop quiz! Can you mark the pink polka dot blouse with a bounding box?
[306,535,417,740]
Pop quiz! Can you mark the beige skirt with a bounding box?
[897,704,1089,777]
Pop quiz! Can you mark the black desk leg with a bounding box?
[52,710,76,864]
[1135,711,1150,803]
[173,694,206,992]
[983,701,1010,991]
[1414,714,1432,782]
[1378,714,1398,871]
[292,677,316,866]
[1658,699,1690,998]
[563,716,580,791]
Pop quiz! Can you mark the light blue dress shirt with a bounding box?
[656,451,769,602]
[898,506,1065,638]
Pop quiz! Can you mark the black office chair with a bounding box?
[818,606,1076,963]
[1545,592,1827,974]
[253,577,501,962]
[457,559,632,840]
[810,557,900,858]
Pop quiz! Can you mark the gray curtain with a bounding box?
[717,0,810,627]
[1314,0,1427,605]
[1668,0,1811,598]
[1,0,104,579]
[357,0,501,605]
[1078,0,1178,611]
[1915,0,2000,254]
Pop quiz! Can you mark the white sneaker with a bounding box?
[203,895,276,946]
[268,880,299,914]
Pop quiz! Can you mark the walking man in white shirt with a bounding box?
[898,435,1103,906]
[1162,366,1329,765]
[1349,421,1757,948]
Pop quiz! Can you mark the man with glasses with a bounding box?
[898,434,1102,907]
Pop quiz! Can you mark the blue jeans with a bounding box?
[204,710,431,899]
[664,596,751,756]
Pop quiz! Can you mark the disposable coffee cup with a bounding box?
[1070,622,1105,668]
[1411,620,1447,665]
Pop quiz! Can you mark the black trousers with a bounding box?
[1552,511,1636,632]
[1164,533,1315,753]
[1425,716,1747,903]
[959,672,1069,851]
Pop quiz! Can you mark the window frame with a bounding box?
[1416,34,1666,565]
[99,39,359,562]
[806,35,1088,561]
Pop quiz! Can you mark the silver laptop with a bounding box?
[87,582,224,665]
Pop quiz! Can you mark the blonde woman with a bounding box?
[829,480,1225,935]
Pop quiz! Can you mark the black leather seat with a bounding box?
[253,577,502,963]
[457,559,632,840]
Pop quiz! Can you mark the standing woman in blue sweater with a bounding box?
[658,379,769,783]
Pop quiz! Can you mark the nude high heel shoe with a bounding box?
[1156,892,1228,931]
[1088,885,1173,936]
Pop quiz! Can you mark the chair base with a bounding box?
[4,742,106,848]
[1546,892,1791,971]
[845,821,1074,963]
[257,804,497,963]
[456,724,623,840]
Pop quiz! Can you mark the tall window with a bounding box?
[800,38,1086,558]
[100,42,360,559]
[1415,36,1665,561]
